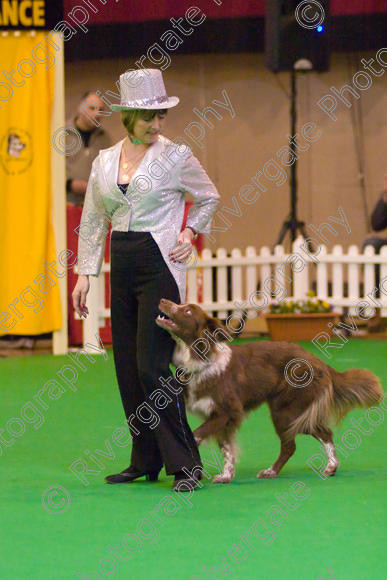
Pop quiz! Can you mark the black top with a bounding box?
[118,183,129,195]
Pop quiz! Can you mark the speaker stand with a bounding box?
[276,69,308,247]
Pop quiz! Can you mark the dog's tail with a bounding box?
[285,368,383,440]
[329,368,383,423]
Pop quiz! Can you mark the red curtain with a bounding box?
[62,0,386,25]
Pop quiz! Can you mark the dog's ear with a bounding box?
[206,317,233,343]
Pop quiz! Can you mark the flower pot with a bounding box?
[265,312,340,341]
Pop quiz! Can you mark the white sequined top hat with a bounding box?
[110,68,179,111]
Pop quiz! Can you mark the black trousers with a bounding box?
[110,231,201,475]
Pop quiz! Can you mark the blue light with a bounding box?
[317,25,324,32]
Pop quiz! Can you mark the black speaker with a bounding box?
[265,0,330,72]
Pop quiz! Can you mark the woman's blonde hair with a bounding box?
[121,110,142,136]
[121,109,168,136]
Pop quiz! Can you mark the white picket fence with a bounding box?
[81,237,387,349]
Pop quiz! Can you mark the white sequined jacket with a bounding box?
[77,135,220,301]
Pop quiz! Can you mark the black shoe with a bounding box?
[105,466,160,484]
[172,471,201,492]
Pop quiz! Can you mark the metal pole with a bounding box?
[290,69,297,242]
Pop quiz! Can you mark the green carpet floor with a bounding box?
[0,339,386,580]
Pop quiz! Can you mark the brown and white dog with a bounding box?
[156,299,383,483]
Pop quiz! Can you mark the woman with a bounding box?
[72,69,220,492]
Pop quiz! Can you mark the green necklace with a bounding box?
[129,135,145,145]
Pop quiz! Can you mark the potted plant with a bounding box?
[265,291,339,341]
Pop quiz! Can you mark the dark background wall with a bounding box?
[62,1,386,61]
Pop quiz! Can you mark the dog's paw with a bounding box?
[212,474,232,484]
[257,468,278,479]
[194,436,203,446]
[323,465,338,477]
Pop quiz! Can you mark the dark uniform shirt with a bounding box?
[66,118,111,206]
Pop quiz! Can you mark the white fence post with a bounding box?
[316,244,328,299]
[216,248,228,319]
[274,244,286,298]
[348,245,360,315]
[201,248,213,314]
[332,245,344,313]
[231,248,243,305]
[246,246,257,317]
[260,246,271,301]
[363,245,376,298]
[293,237,309,300]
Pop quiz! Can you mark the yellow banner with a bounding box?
[0,31,62,335]
[0,1,62,29]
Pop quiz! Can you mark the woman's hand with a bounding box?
[72,275,90,318]
[170,228,195,263]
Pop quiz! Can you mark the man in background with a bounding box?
[66,92,112,205]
